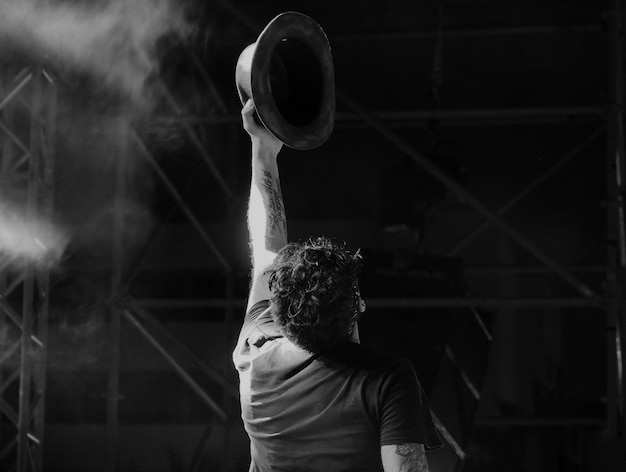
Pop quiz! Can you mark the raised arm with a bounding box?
[381,443,430,472]
[242,99,286,311]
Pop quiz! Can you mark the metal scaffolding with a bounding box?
[605,0,626,439]
[0,65,57,472]
[0,2,623,471]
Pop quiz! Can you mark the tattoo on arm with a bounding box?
[395,444,429,472]
[261,170,287,240]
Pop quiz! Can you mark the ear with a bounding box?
[358,295,366,313]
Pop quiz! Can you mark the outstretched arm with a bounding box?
[381,443,430,472]
[242,99,286,311]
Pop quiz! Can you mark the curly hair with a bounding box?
[267,237,363,353]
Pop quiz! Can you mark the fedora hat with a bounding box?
[235,12,335,150]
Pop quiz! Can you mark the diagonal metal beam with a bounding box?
[0,121,31,156]
[0,366,20,394]
[0,119,32,174]
[0,436,17,462]
[431,410,465,460]
[0,295,23,329]
[1,273,26,299]
[447,127,605,256]
[0,71,32,111]
[0,395,19,425]
[122,307,229,422]
[0,342,20,372]
[127,299,239,399]
[336,90,597,299]
[132,132,232,273]
[444,345,481,401]
[120,158,206,292]
[157,82,235,201]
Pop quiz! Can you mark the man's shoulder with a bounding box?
[233,299,283,372]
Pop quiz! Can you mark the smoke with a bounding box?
[47,300,109,371]
[0,202,69,270]
[0,0,196,374]
[0,0,192,108]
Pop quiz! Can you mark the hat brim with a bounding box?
[247,12,335,150]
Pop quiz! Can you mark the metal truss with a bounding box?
[605,0,626,439]
[0,66,56,472]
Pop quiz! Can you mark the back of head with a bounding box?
[268,237,362,353]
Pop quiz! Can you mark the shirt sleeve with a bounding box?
[233,300,285,373]
[379,357,443,450]
[242,300,271,332]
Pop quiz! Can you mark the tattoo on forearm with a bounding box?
[261,170,287,238]
[396,444,429,472]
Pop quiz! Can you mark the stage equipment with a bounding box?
[235,12,335,150]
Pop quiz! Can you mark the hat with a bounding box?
[235,12,335,150]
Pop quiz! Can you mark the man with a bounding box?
[233,99,441,471]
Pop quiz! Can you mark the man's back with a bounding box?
[233,301,440,472]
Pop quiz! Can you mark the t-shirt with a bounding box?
[233,300,442,472]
